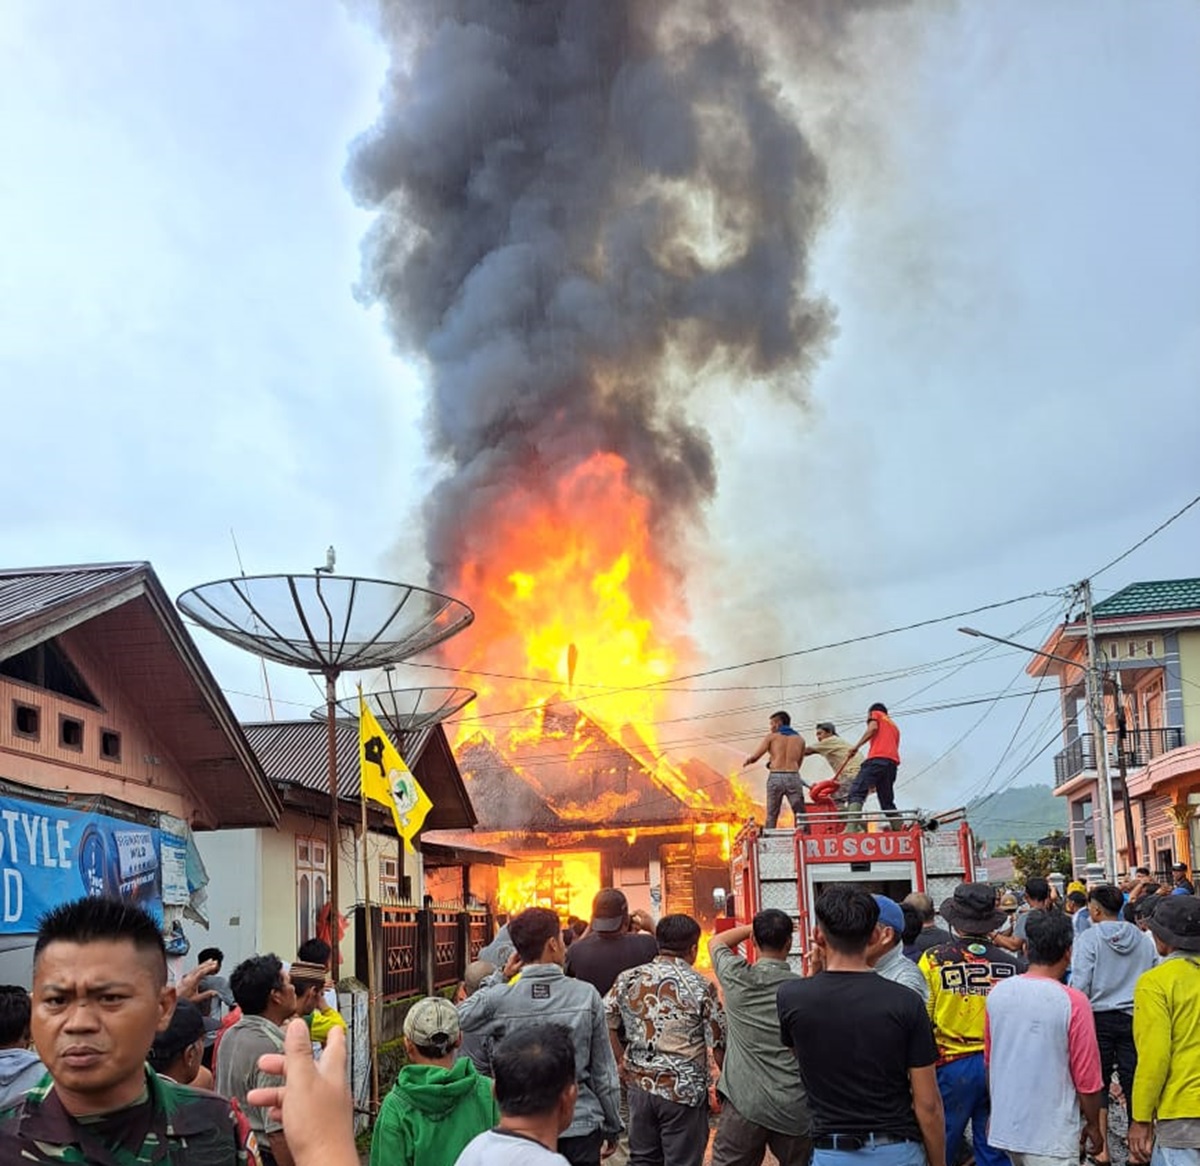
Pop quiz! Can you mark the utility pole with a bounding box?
[1112,670,1138,868]
[1082,579,1119,881]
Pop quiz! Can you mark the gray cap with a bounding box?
[404,996,459,1050]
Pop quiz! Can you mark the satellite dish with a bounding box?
[315,685,477,734]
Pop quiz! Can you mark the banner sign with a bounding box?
[0,793,163,933]
[801,831,918,864]
[158,817,191,907]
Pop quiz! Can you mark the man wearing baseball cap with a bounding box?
[869,895,928,1002]
[805,723,862,805]
[564,889,658,997]
[370,996,497,1166]
[1170,862,1195,895]
[1129,895,1200,1165]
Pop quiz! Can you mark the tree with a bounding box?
[1002,839,1073,881]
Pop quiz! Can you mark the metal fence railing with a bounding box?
[357,904,493,1002]
[1054,727,1184,787]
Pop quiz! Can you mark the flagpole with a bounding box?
[359,691,381,1115]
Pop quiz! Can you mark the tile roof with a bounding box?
[1093,579,1200,619]
[0,563,146,629]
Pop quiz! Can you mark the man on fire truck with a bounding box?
[744,711,808,831]
[845,703,902,832]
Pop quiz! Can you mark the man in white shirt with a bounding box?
[455,1024,578,1166]
[986,910,1103,1166]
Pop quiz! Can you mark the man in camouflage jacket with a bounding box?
[0,896,259,1165]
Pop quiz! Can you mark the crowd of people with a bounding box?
[0,867,1195,1166]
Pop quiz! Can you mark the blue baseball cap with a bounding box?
[872,894,905,937]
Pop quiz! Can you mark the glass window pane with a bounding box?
[299,874,311,943]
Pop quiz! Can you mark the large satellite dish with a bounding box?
[177,568,474,978]
[177,573,473,672]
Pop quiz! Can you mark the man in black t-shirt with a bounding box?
[564,890,658,996]
[777,885,945,1166]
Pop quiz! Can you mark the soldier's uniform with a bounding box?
[0,1065,262,1165]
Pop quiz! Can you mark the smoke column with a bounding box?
[349,1,888,593]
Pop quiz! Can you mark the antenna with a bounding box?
[229,528,275,721]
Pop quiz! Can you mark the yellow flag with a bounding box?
[359,694,433,854]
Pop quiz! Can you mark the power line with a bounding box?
[967,723,1067,813]
[405,587,1070,724]
[429,494,1197,721]
[953,608,1063,805]
[1092,492,1200,579]
[894,600,1070,793]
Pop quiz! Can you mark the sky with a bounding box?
[2,2,1198,833]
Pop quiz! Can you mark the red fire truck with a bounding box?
[724,797,978,968]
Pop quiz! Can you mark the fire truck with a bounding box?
[723,787,978,969]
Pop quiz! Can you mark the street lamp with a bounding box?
[958,626,1120,882]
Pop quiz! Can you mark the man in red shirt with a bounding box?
[845,702,901,832]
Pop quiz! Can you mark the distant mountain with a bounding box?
[966,784,1067,851]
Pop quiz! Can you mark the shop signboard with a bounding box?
[0,793,163,933]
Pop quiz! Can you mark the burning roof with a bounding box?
[459,698,750,831]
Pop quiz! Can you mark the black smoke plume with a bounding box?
[349,2,883,588]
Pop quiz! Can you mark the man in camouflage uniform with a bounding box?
[0,896,260,1165]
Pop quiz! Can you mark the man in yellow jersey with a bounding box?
[1128,896,1200,1166]
[919,884,1021,1166]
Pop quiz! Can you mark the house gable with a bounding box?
[0,563,280,829]
[242,718,477,834]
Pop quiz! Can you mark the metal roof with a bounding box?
[243,720,362,800]
[241,719,476,831]
[1093,579,1200,619]
[0,563,146,630]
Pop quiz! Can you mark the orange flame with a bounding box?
[442,450,763,883]
[451,452,683,749]
[496,852,601,922]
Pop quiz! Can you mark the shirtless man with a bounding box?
[744,711,807,830]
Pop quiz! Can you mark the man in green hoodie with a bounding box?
[369,996,498,1166]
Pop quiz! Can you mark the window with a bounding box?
[59,716,83,751]
[1128,641,1138,658]
[1145,684,1164,731]
[1146,640,1155,657]
[12,702,39,741]
[381,856,400,902]
[0,641,98,705]
[100,729,121,761]
[296,835,328,947]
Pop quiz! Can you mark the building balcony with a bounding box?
[1054,727,1184,788]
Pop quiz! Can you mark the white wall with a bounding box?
[198,814,430,980]
[194,828,263,971]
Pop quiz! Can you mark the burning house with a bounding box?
[429,695,757,933]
